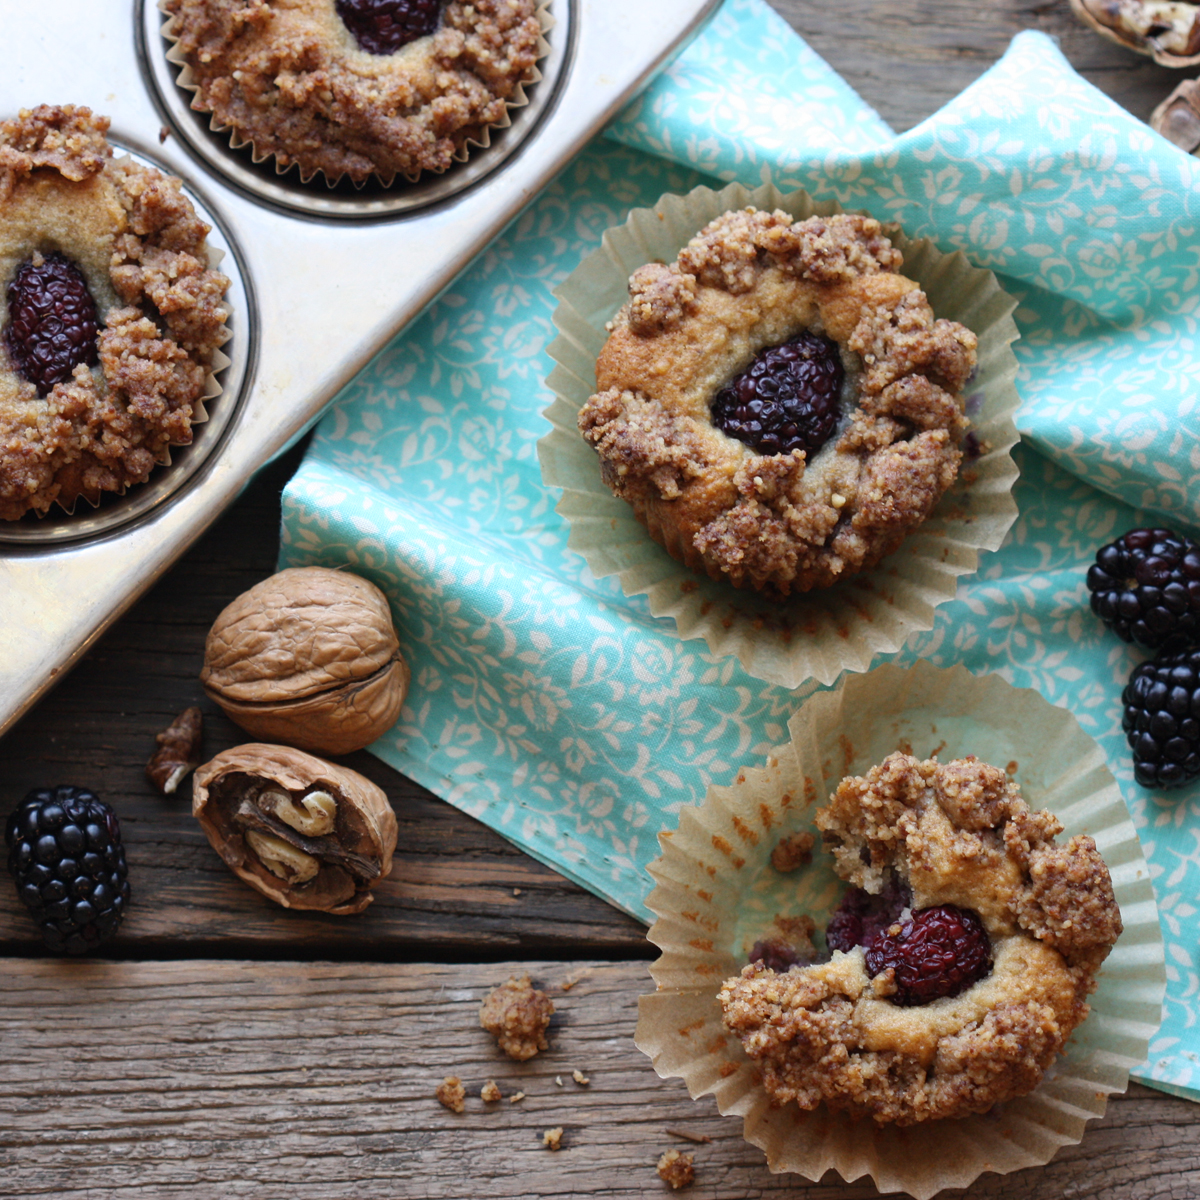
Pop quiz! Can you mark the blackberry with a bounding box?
[1122,646,1200,789]
[335,0,440,54]
[711,331,844,458]
[864,904,992,1006]
[5,786,131,954]
[1086,527,1200,650]
[825,874,911,953]
[3,252,100,398]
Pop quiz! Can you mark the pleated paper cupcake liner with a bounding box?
[635,660,1164,1199]
[540,181,1021,688]
[160,0,553,187]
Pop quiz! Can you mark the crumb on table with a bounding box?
[572,1068,590,1085]
[657,1148,695,1189]
[480,974,555,1060]
[480,1080,502,1103]
[543,1126,564,1151]
[436,1076,466,1114]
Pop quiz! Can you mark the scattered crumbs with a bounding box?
[657,1149,695,1189]
[555,1075,563,1086]
[479,975,554,1061]
[543,1127,564,1151]
[1006,760,1019,776]
[158,125,170,143]
[480,1080,502,1103]
[510,1090,526,1103]
[512,887,522,896]
[572,1069,590,1085]
[665,1128,712,1145]
[770,830,815,872]
[560,968,592,992]
[436,1076,466,1114]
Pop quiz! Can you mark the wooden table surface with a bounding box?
[3,3,1199,1197]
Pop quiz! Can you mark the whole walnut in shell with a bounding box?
[201,567,409,756]
[193,743,397,914]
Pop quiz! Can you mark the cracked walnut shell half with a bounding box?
[201,567,409,756]
[1069,0,1200,66]
[193,743,397,914]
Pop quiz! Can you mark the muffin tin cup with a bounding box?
[0,140,248,544]
[634,660,1165,1199]
[159,0,554,195]
[539,180,1023,689]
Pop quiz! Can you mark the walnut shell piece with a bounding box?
[1069,0,1200,66]
[192,743,398,914]
[200,567,410,756]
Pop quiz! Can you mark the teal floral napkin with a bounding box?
[278,0,1200,1099]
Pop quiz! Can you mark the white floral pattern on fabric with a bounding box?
[279,0,1199,1098]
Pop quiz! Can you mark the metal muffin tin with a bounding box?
[0,0,720,737]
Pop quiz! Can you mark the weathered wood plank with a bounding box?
[771,0,1183,132]
[0,446,647,958]
[0,958,1196,1200]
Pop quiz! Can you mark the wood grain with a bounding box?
[1,958,1197,1200]
[770,0,1183,132]
[0,445,646,958]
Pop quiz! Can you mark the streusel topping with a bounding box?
[719,753,1122,1124]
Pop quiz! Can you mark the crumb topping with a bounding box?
[479,974,554,1061]
[163,0,543,183]
[719,753,1123,1124]
[656,1148,695,1189]
[435,1075,466,1114]
[0,105,228,520]
[770,830,815,872]
[578,208,977,595]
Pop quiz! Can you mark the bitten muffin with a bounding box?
[164,0,544,184]
[578,208,978,595]
[0,105,228,520]
[719,753,1123,1125]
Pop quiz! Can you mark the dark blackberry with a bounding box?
[1086,527,1200,650]
[1122,646,1200,789]
[864,904,992,1006]
[3,252,100,398]
[5,785,131,954]
[825,874,911,953]
[711,331,844,458]
[335,0,440,54]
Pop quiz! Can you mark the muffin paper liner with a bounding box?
[160,0,553,187]
[634,660,1164,1199]
[539,181,1021,689]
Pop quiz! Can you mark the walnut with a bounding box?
[192,743,397,914]
[1070,0,1200,66]
[200,567,410,756]
[1152,78,1200,154]
[145,706,203,794]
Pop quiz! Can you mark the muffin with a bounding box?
[163,0,545,184]
[719,752,1123,1125]
[0,104,229,520]
[577,208,978,595]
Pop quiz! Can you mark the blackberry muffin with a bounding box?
[164,0,544,184]
[578,209,978,595]
[0,105,228,520]
[719,753,1123,1125]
